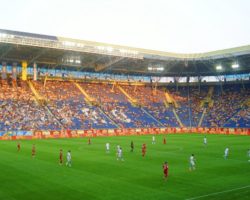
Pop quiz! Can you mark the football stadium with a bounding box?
[0,1,250,200]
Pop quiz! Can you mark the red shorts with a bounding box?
[164,170,168,177]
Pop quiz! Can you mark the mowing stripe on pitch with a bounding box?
[185,185,250,200]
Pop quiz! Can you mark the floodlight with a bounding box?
[216,65,222,70]
[232,63,239,69]
[157,67,164,71]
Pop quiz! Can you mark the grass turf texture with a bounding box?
[0,134,249,200]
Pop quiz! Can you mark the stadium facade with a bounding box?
[0,29,249,139]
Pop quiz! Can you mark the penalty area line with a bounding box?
[185,185,250,200]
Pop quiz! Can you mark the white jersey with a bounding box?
[118,148,122,158]
[67,152,71,161]
[190,155,195,165]
[225,148,229,155]
[152,136,156,144]
[204,138,207,144]
[106,143,110,150]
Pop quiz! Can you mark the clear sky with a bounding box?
[0,0,250,53]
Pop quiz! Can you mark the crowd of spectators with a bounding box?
[224,106,250,128]
[0,79,61,131]
[189,86,208,127]
[120,85,179,127]
[32,80,116,130]
[169,86,191,126]
[81,83,161,128]
[204,84,250,127]
[0,79,249,131]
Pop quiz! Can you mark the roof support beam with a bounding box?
[77,55,107,71]
[95,57,125,72]
[0,46,13,59]
[28,49,48,65]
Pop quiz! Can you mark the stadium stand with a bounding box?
[203,83,250,128]
[31,80,117,130]
[0,79,61,131]
[0,29,249,132]
[0,77,249,131]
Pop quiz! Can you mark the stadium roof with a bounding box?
[0,29,250,76]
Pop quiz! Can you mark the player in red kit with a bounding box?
[17,142,21,152]
[163,137,166,145]
[59,149,63,165]
[32,144,36,158]
[142,143,146,157]
[163,161,169,180]
[88,137,91,145]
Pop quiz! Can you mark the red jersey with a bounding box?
[142,144,146,156]
[17,143,21,151]
[163,164,169,177]
[32,146,36,156]
[59,151,63,163]
[163,138,166,144]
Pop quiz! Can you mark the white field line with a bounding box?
[185,185,250,200]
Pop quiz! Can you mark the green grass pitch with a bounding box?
[0,134,249,200]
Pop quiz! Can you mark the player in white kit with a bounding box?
[152,136,156,144]
[224,147,229,159]
[203,136,207,146]
[106,143,110,153]
[117,147,124,161]
[66,150,72,167]
[189,154,196,171]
